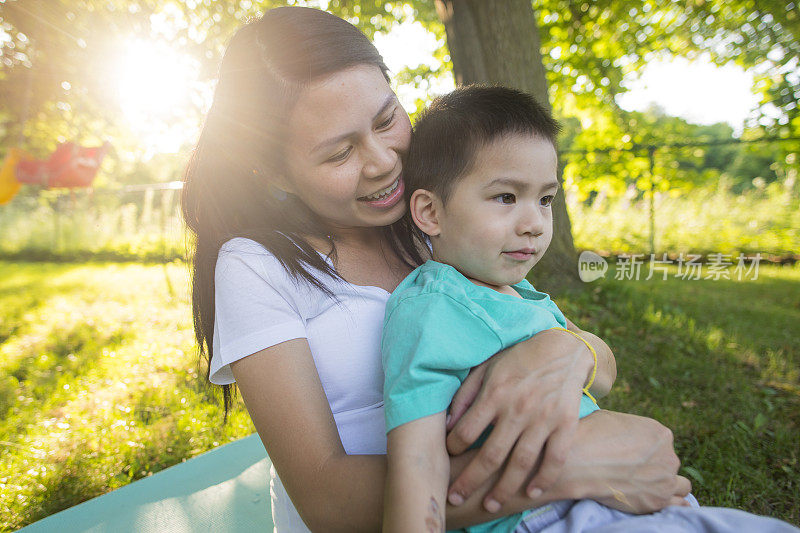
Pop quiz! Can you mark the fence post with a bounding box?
[648,146,656,257]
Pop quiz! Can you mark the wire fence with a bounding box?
[0,137,797,263]
[561,136,800,256]
[0,182,187,262]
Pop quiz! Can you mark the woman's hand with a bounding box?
[443,409,691,529]
[550,409,692,513]
[445,328,595,512]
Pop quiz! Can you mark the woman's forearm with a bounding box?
[444,409,687,529]
[553,321,617,398]
[309,446,569,532]
[308,410,684,531]
[308,451,527,532]
[570,327,616,399]
[297,453,387,532]
[313,450,536,532]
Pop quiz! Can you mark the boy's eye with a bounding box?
[377,109,396,129]
[328,146,353,163]
[494,193,516,204]
[540,195,555,207]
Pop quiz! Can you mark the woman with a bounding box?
[181,7,689,531]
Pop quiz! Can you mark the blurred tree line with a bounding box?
[0,0,795,188]
[0,0,796,265]
[561,105,791,202]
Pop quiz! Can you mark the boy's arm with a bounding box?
[384,412,449,533]
[564,317,616,399]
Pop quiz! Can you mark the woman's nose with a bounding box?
[362,134,397,179]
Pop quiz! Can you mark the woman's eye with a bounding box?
[540,195,555,207]
[494,193,516,204]
[328,146,352,163]
[377,109,396,129]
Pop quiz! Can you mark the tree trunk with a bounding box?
[435,0,581,293]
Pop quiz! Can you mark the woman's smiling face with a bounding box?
[282,65,412,233]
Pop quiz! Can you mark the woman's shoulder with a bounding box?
[217,237,286,280]
[219,236,274,258]
[215,236,338,302]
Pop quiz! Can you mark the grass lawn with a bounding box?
[0,261,256,531]
[549,262,799,524]
[1,260,798,530]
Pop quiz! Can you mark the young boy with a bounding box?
[380,85,603,532]
[381,87,800,533]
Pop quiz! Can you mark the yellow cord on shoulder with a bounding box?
[551,326,598,404]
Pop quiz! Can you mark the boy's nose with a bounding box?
[516,205,545,236]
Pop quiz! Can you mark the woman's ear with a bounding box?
[269,174,295,199]
[409,189,442,236]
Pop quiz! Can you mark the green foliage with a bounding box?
[533,1,799,197]
[673,1,799,133]
[533,1,799,130]
[563,107,724,197]
[558,101,797,204]
[327,0,432,37]
[0,0,287,152]
[537,0,661,110]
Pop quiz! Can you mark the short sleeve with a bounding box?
[513,278,567,329]
[381,293,502,432]
[210,240,307,385]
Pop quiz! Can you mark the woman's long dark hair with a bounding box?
[181,7,424,421]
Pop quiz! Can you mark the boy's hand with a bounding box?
[445,329,592,512]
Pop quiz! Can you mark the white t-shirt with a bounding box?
[212,237,390,531]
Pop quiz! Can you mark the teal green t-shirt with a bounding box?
[382,260,598,432]
[381,260,599,533]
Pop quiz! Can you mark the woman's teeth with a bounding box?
[363,179,399,201]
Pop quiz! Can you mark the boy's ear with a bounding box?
[409,189,442,236]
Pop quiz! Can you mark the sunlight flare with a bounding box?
[115,39,202,153]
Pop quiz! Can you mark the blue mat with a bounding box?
[18,434,273,532]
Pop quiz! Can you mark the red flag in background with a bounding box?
[15,141,110,188]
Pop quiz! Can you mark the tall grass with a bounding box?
[0,188,186,262]
[1,178,798,263]
[568,178,799,258]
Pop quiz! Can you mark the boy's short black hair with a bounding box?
[404,85,561,205]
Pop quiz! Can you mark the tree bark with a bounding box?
[435,0,581,293]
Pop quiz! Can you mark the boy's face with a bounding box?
[428,134,558,288]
